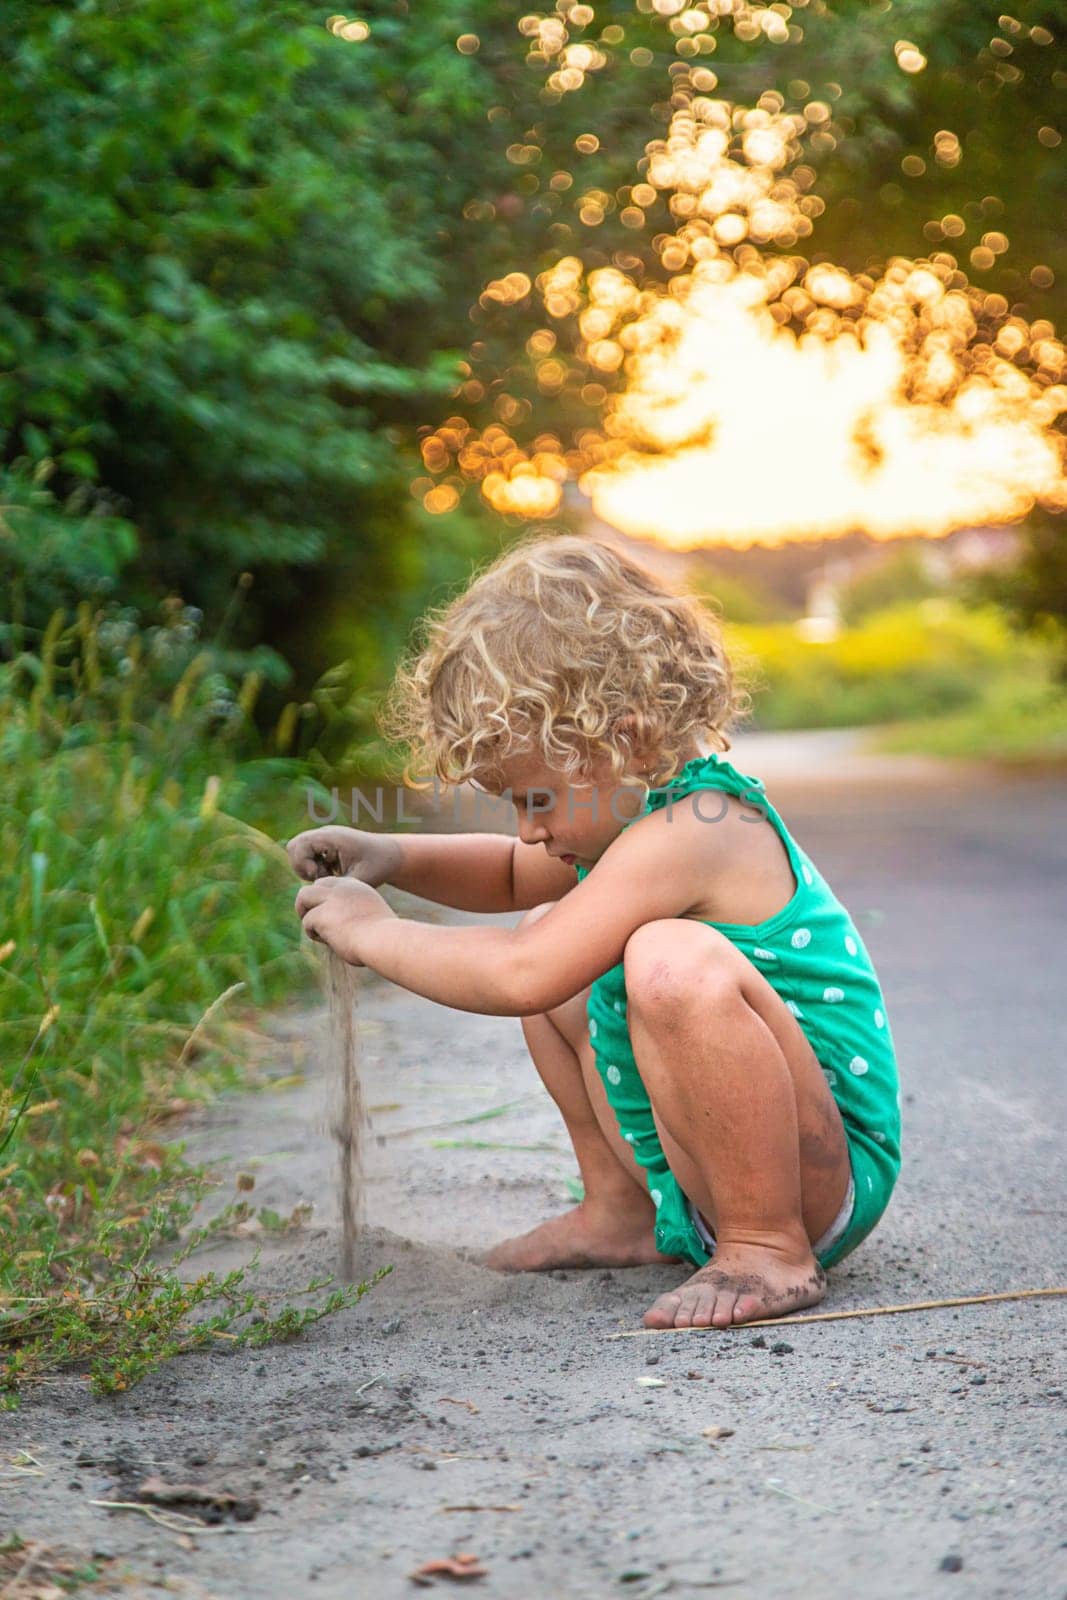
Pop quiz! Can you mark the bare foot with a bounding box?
[642,1240,826,1329]
[485,1201,672,1272]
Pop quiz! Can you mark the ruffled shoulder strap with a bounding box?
[642,752,766,815]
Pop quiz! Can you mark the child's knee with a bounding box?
[624,921,742,1020]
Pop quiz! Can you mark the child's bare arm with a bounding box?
[286,826,575,913]
[295,803,719,1014]
[378,832,575,911]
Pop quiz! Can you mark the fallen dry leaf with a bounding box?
[702,1426,736,1441]
[436,1396,480,1414]
[409,1551,488,1585]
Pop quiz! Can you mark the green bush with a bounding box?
[867,665,1067,763]
[728,597,1039,731]
[0,0,505,678]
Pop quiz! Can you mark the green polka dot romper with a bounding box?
[573,752,901,1269]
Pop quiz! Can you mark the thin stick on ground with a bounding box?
[322,947,364,1283]
[606,1285,1067,1340]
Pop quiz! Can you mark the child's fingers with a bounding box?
[285,834,338,881]
[294,882,329,916]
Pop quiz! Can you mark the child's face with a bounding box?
[474,750,649,869]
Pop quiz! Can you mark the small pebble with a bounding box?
[970,1375,987,1386]
[645,1353,661,1366]
[771,1341,794,1356]
[750,1336,767,1349]
[939,1554,964,1573]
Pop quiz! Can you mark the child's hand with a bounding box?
[294,877,396,966]
[286,826,402,887]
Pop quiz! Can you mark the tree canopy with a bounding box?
[2,0,1063,687]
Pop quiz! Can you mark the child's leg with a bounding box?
[623,918,853,1330]
[485,907,668,1272]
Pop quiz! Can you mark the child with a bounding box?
[289,534,901,1329]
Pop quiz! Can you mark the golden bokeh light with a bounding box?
[894,40,928,75]
[326,14,369,41]
[421,46,1066,549]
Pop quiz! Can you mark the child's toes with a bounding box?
[672,1290,701,1328]
[732,1292,765,1324]
[709,1286,739,1326]
[642,1291,682,1329]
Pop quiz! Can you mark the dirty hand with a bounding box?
[294,876,396,965]
[285,826,402,887]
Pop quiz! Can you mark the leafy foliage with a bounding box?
[0,0,509,681]
[3,1,1063,677]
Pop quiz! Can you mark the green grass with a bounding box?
[0,602,377,1399]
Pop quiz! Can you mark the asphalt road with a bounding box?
[4,739,1065,1600]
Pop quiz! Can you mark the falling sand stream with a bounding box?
[321,948,365,1281]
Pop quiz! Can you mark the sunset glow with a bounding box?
[424,86,1066,550]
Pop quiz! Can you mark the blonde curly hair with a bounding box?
[379,532,752,792]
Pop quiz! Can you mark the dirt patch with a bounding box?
[3,764,1065,1598]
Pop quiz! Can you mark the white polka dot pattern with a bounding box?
[573,751,900,1267]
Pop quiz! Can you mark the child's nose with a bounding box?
[517,808,552,845]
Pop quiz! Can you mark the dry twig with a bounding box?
[607,1285,1067,1340]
